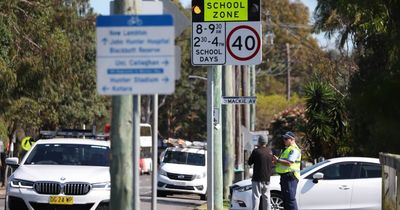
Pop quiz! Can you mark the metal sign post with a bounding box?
[191,0,261,209]
[206,66,214,210]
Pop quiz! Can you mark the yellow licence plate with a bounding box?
[49,196,74,205]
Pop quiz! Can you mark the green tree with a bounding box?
[157,1,208,140]
[256,93,304,130]
[259,0,328,95]
[314,1,400,156]
[303,80,350,160]
[0,0,110,140]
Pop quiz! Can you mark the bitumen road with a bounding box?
[0,177,205,210]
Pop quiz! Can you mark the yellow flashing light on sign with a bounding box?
[204,0,248,21]
[193,6,202,14]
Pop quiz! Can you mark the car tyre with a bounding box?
[270,192,284,210]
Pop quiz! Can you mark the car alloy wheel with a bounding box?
[270,192,284,210]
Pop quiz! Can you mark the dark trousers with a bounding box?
[280,173,298,210]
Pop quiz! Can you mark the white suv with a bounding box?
[157,146,207,200]
[5,138,110,210]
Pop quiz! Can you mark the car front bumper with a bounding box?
[230,189,252,210]
[6,186,110,210]
[157,174,207,195]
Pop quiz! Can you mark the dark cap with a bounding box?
[283,131,295,139]
[258,135,268,144]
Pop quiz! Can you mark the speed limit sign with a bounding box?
[191,0,262,65]
[226,22,261,65]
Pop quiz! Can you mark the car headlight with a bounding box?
[92,182,111,190]
[236,184,252,192]
[159,168,167,176]
[195,172,206,179]
[10,178,34,189]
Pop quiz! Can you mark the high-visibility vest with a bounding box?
[275,144,301,179]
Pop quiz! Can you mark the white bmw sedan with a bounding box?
[5,138,110,210]
[230,157,381,210]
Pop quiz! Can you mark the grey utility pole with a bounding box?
[110,95,133,210]
[110,1,132,210]
[222,65,235,199]
[109,1,140,210]
[234,65,243,181]
[250,65,256,131]
[243,65,250,179]
[286,43,291,101]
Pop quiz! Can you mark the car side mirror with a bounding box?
[312,172,324,183]
[6,157,20,169]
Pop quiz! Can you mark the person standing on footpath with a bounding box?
[273,131,301,210]
[248,135,273,210]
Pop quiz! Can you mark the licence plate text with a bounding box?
[49,196,74,205]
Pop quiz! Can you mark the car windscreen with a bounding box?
[300,160,330,175]
[24,143,110,166]
[163,151,205,166]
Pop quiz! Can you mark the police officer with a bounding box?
[273,131,301,210]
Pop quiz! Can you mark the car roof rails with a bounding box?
[40,129,97,139]
[164,138,207,149]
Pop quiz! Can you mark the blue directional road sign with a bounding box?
[96,15,175,95]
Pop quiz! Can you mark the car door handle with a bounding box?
[339,185,350,190]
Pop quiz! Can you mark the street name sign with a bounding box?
[192,0,261,65]
[221,96,257,104]
[96,15,175,95]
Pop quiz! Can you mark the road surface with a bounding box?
[0,174,206,210]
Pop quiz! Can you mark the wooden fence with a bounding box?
[380,153,400,210]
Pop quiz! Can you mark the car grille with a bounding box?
[167,172,194,181]
[34,182,91,195]
[64,183,91,195]
[34,182,61,195]
[165,184,195,190]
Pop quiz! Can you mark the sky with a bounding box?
[89,0,334,48]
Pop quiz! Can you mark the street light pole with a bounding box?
[202,65,223,210]
[213,65,223,210]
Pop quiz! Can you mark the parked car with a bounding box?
[5,138,110,210]
[230,157,381,210]
[157,142,207,200]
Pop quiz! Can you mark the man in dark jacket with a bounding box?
[248,135,273,210]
